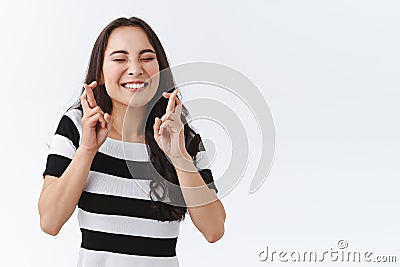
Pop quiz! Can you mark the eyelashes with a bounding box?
[112,58,155,62]
[141,58,155,62]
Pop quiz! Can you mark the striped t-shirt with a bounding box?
[43,108,217,267]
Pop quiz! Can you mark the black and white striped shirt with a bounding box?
[43,108,217,267]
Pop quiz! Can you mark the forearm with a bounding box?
[173,154,226,242]
[186,196,226,243]
[39,147,96,235]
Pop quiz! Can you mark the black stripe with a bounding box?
[92,152,217,191]
[81,228,177,257]
[42,154,72,178]
[199,169,218,193]
[43,152,217,192]
[55,115,80,149]
[78,191,174,221]
[91,152,154,180]
[198,139,206,151]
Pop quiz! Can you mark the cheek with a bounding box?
[103,64,122,84]
[144,63,160,91]
[145,62,160,77]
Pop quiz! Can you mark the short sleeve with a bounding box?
[194,141,218,193]
[42,109,82,178]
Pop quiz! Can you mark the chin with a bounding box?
[127,96,152,108]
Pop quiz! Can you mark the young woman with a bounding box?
[38,17,226,267]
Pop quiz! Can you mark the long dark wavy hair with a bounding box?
[69,17,205,221]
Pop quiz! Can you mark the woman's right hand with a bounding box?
[80,81,112,153]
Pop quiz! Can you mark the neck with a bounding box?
[109,101,147,143]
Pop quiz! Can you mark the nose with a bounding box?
[127,58,143,76]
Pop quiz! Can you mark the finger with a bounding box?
[165,89,179,113]
[163,92,182,105]
[86,106,105,119]
[86,108,106,126]
[161,101,182,121]
[95,113,106,124]
[155,117,162,131]
[160,110,175,122]
[162,92,171,98]
[159,120,179,135]
[164,91,182,116]
[105,113,112,126]
[104,113,112,134]
[86,113,104,128]
[83,81,98,108]
[88,81,97,89]
[160,120,175,130]
[80,91,90,115]
[175,102,183,116]
[153,117,162,139]
[84,83,97,108]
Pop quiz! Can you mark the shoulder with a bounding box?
[64,108,83,128]
[59,108,83,132]
[55,108,83,149]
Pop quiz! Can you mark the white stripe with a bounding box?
[84,171,172,202]
[51,109,150,162]
[48,134,76,159]
[100,137,150,162]
[78,208,180,238]
[65,108,83,142]
[64,109,151,162]
[77,248,179,267]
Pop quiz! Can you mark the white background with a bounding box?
[1,0,399,266]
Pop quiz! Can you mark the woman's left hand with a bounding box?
[153,89,190,164]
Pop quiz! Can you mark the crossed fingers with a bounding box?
[160,89,182,122]
[153,89,183,137]
[80,81,107,129]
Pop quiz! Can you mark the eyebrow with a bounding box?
[109,49,156,56]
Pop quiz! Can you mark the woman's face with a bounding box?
[102,26,160,108]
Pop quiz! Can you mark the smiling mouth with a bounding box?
[121,82,149,91]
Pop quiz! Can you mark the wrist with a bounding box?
[76,146,97,160]
[171,152,197,173]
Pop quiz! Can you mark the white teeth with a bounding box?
[124,83,145,89]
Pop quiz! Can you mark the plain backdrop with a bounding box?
[1,0,399,266]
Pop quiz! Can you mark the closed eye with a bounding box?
[141,58,155,62]
[113,59,126,62]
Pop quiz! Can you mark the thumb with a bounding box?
[104,113,113,133]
